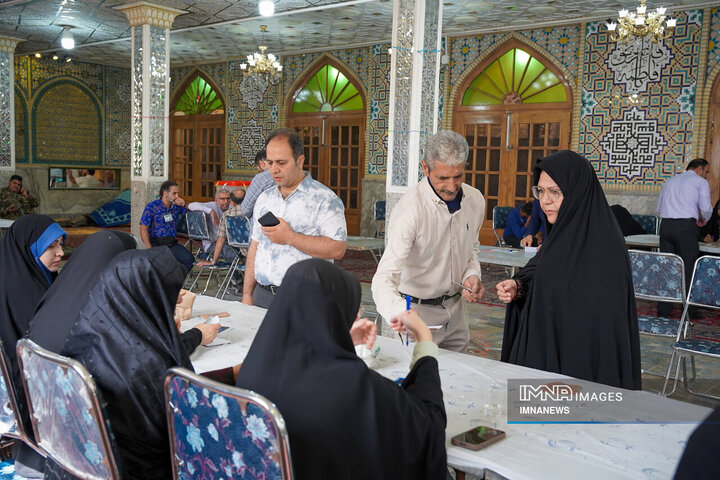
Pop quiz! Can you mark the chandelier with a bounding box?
[605,0,677,44]
[240,25,282,84]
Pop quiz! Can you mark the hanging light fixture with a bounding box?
[258,0,274,17]
[605,0,677,43]
[60,25,75,49]
[240,25,282,84]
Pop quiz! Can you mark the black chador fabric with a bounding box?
[700,198,720,241]
[0,214,59,372]
[674,406,720,479]
[62,248,191,479]
[501,151,642,390]
[610,204,646,236]
[29,230,137,352]
[235,259,447,480]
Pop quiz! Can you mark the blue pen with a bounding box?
[405,296,411,346]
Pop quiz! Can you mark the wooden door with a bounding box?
[705,83,720,202]
[460,109,570,245]
[171,116,224,203]
[289,114,364,235]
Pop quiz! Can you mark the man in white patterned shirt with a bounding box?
[242,128,347,309]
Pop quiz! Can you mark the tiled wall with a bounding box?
[14,56,131,167]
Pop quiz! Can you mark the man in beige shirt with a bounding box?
[371,130,485,351]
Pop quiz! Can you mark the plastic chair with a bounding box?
[631,214,660,235]
[628,250,689,377]
[16,338,121,480]
[217,215,250,299]
[186,210,211,256]
[492,206,513,247]
[176,212,189,246]
[374,200,386,238]
[164,367,294,480]
[0,339,42,456]
[662,256,720,399]
[629,250,688,336]
[184,211,217,292]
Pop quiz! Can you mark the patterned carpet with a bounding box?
[636,299,720,341]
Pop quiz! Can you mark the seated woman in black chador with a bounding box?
[58,248,200,479]
[0,214,66,477]
[496,150,642,390]
[235,259,447,479]
[700,198,720,243]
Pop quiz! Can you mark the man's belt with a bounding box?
[400,292,460,307]
[258,283,280,295]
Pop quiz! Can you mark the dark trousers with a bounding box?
[150,238,195,274]
[658,218,699,316]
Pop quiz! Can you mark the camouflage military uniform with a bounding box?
[0,188,39,220]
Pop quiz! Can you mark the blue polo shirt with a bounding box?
[139,198,187,238]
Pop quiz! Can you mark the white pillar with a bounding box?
[0,37,21,176]
[117,2,185,237]
[385,0,442,218]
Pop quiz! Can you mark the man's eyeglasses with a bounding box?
[531,186,563,201]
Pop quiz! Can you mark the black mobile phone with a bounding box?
[258,211,280,227]
[450,426,505,451]
[218,326,229,333]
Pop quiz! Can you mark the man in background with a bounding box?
[0,175,39,219]
[139,180,194,273]
[657,158,712,317]
[241,149,274,237]
[188,187,234,259]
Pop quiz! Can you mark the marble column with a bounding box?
[385,0,442,224]
[0,37,21,187]
[117,2,185,237]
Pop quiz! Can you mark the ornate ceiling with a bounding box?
[0,0,715,66]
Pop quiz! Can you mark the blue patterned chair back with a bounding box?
[176,212,189,237]
[492,206,512,230]
[629,250,685,302]
[687,256,720,308]
[0,339,23,441]
[186,211,210,241]
[631,214,659,235]
[165,367,294,480]
[374,200,386,221]
[16,339,121,480]
[226,215,250,247]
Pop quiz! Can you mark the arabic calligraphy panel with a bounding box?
[607,37,673,94]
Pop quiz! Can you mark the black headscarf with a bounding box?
[501,151,642,390]
[610,204,646,236]
[62,248,191,479]
[29,230,137,353]
[236,259,447,479]
[0,214,66,372]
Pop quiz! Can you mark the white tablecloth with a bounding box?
[186,296,710,480]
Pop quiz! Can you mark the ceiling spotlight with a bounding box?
[52,54,59,60]
[34,53,42,58]
[259,0,274,17]
[60,26,75,50]
[66,57,72,63]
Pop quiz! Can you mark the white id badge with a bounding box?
[163,213,173,222]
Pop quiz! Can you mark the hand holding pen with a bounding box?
[455,276,484,303]
[390,309,433,344]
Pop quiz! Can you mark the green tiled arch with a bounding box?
[462,48,566,106]
[175,76,223,115]
[292,65,363,112]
